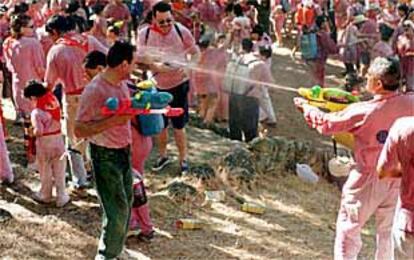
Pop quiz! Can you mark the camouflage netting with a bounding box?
[166,181,197,202]
[217,137,330,189]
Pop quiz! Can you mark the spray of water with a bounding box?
[138,46,299,94]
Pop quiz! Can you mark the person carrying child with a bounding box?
[294,56,414,259]
[24,81,70,207]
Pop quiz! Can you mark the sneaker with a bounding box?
[127,228,141,238]
[56,194,71,207]
[33,192,52,204]
[137,230,155,243]
[152,157,170,172]
[180,160,189,176]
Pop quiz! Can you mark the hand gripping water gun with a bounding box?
[298,85,360,150]
[101,80,184,117]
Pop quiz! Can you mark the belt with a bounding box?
[66,89,84,96]
[41,130,61,137]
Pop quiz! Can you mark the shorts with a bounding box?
[159,81,189,129]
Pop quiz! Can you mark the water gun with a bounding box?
[298,85,360,112]
[298,85,360,150]
[101,80,184,117]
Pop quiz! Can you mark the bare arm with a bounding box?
[74,115,132,139]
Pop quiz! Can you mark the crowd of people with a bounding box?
[0,0,413,258]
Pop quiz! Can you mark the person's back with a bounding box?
[377,116,414,259]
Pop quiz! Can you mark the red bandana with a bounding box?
[36,91,61,122]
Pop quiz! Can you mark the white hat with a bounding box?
[403,20,414,30]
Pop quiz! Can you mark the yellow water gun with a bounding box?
[298,85,360,150]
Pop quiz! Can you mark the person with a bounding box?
[294,56,414,260]
[83,50,107,81]
[193,35,219,124]
[24,81,70,207]
[396,20,414,92]
[89,4,108,46]
[377,117,414,260]
[310,15,339,87]
[226,38,272,142]
[136,1,200,175]
[371,23,394,60]
[3,14,45,168]
[45,15,107,192]
[103,0,131,38]
[75,41,135,260]
[256,45,276,126]
[0,112,13,185]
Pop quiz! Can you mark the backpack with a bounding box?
[223,54,260,96]
[144,23,184,45]
[281,0,291,13]
[300,32,318,60]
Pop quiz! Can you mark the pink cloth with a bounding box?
[273,12,286,34]
[193,47,221,95]
[76,75,132,149]
[36,27,54,56]
[103,3,131,36]
[371,41,394,60]
[130,128,153,234]
[0,122,13,183]
[378,117,414,234]
[90,16,108,46]
[213,46,229,120]
[302,93,414,259]
[136,23,199,90]
[31,108,66,200]
[380,9,400,29]
[45,33,108,94]
[3,36,45,114]
[397,35,414,78]
[198,1,222,30]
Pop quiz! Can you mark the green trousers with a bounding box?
[90,143,133,260]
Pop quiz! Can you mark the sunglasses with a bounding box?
[157,18,173,26]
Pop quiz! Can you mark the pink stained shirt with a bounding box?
[3,36,45,113]
[371,40,394,60]
[31,108,65,160]
[136,23,200,90]
[377,116,414,234]
[397,35,414,77]
[0,121,13,182]
[193,47,221,95]
[45,33,108,94]
[76,75,132,149]
[302,93,414,189]
[103,3,131,36]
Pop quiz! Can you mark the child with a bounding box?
[24,81,70,207]
[340,16,360,74]
[271,5,285,47]
[0,112,13,185]
[377,117,414,259]
[194,36,219,124]
[257,45,276,126]
[310,15,338,87]
[396,20,414,92]
[294,56,414,259]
